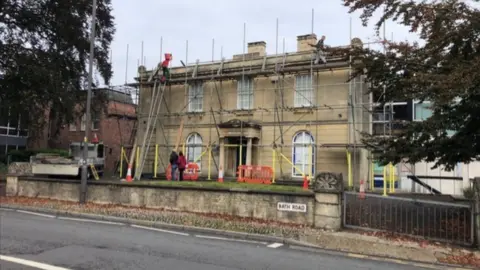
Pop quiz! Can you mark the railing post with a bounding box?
[473,177,480,249]
[370,160,374,190]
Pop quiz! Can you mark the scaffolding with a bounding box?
[125,11,392,189]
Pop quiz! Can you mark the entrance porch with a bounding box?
[217,119,261,177]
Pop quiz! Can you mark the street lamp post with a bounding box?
[80,0,98,204]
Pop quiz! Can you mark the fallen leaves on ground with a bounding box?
[0,196,308,238]
[439,252,480,268]
[360,230,420,242]
[357,230,447,248]
[2,196,480,268]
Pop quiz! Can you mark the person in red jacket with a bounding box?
[160,53,172,83]
[177,151,187,181]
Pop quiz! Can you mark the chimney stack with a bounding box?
[248,41,266,56]
[297,34,317,52]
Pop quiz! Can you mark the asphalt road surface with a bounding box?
[0,209,433,270]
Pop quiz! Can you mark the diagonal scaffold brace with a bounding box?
[133,60,170,181]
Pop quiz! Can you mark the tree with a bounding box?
[0,0,115,140]
[343,0,480,170]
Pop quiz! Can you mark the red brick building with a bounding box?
[29,88,137,174]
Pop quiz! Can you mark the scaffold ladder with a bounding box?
[89,164,100,180]
[135,78,168,180]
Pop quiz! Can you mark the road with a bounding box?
[0,209,433,270]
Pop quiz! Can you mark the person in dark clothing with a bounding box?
[169,150,178,181]
[177,151,187,181]
[310,35,327,64]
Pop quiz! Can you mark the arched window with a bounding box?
[186,133,203,170]
[292,131,315,177]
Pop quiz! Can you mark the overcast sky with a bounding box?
[108,0,421,86]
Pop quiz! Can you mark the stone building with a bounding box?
[133,34,370,183]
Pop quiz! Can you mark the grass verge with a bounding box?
[128,180,311,194]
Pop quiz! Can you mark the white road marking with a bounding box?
[194,234,268,245]
[0,254,71,270]
[17,210,55,218]
[0,208,14,211]
[57,217,124,226]
[267,242,284,248]
[131,225,189,236]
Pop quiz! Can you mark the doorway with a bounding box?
[225,137,247,176]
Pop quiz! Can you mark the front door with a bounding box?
[226,137,247,176]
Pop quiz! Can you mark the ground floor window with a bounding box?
[292,131,315,177]
[186,133,203,170]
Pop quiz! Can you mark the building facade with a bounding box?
[30,88,137,174]
[0,107,28,156]
[134,34,370,182]
[397,100,479,195]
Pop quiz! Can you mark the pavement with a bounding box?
[0,209,444,270]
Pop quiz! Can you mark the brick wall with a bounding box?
[28,100,137,174]
[99,115,136,174]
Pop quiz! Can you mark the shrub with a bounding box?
[463,186,475,200]
[0,162,7,174]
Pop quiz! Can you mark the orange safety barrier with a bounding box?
[184,163,199,181]
[166,163,199,181]
[237,165,273,184]
[166,164,174,181]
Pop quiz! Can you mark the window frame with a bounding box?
[294,74,315,107]
[186,133,203,170]
[80,114,87,131]
[0,108,28,137]
[91,110,101,130]
[412,100,432,122]
[188,83,204,112]
[291,131,316,178]
[237,77,254,110]
[69,121,77,131]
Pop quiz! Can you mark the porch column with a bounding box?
[246,137,253,165]
[219,137,225,173]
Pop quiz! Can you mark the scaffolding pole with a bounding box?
[239,22,246,167]
[136,80,165,180]
[160,36,163,62]
[126,57,142,176]
[121,22,385,182]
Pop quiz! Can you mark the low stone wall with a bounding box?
[5,176,343,230]
[8,162,32,176]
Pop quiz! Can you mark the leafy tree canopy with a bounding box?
[0,0,115,135]
[343,0,480,170]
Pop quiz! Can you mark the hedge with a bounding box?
[7,149,70,163]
